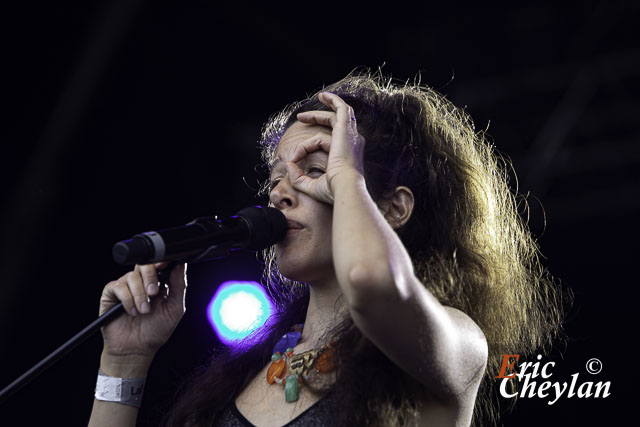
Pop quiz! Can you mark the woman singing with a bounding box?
[88,71,565,426]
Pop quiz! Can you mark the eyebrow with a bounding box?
[271,158,282,170]
[269,158,284,178]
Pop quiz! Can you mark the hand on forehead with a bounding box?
[273,121,332,167]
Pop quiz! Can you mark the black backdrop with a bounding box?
[1,1,638,425]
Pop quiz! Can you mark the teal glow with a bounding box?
[207,281,274,345]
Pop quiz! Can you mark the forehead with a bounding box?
[275,121,332,158]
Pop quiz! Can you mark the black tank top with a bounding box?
[212,393,338,426]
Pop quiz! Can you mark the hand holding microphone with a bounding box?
[99,206,287,373]
[0,206,288,405]
[99,262,187,376]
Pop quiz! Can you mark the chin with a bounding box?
[275,260,335,286]
[274,261,307,283]
[274,245,333,283]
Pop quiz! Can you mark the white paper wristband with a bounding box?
[95,369,146,408]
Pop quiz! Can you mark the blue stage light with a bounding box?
[207,281,274,345]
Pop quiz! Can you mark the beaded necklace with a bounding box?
[266,323,339,402]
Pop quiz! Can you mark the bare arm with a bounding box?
[290,92,488,421]
[331,170,487,402]
[88,354,152,427]
[88,263,187,426]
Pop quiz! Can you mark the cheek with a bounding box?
[316,209,334,235]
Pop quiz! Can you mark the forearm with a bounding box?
[87,352,152,427]
[331,170,416,308]
[331,171,487,400]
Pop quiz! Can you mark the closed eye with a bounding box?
[269,178,282,192]
[307,167,325,176]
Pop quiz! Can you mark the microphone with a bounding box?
[112,206,287,265]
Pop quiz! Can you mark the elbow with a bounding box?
[453,336,488,403]
[451,315,489,399]
[470,326,489,383]
[345,261,404,312]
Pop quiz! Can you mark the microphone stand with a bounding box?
[0,205,287,405]
[0,263,176,405]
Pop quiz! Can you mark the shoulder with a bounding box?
[349,278,488,420]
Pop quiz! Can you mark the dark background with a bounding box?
[1,1,638,425]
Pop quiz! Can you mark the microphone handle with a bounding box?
[0,263,177,405]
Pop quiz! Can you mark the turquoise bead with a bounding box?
[285,374,299,402]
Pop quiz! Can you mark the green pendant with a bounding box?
[285,374,299,402]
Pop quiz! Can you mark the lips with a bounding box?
[286,219,304,230]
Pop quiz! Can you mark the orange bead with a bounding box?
[267,359,286,384]
[315,347,337,373]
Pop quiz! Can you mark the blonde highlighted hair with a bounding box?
[164,69,568,426]
[256,69,567,425]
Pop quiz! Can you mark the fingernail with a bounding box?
[141,302,150,314]
[131,307,138,317]
[146,283,156,294]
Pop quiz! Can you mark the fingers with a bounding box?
[137,264,160,296]
[320,92,357,134]
[148,263,188,316]
[290,132,332,163]
[318,91,353,125]
[286,92,362,203]
[296,110,336,128]
[126,270,151,314]
[101,264,164,317]
[297,92,357,133]
[101,279,139,317]
[166,263,188,313]
[285,161,311,191]
[285,160,334,205]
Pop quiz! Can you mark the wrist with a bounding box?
[100,352,153,378]
[95,369,146,408]
[329,168,365,194]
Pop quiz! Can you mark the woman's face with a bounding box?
[269,121,335,284]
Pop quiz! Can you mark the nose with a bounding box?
[269,173,297,209]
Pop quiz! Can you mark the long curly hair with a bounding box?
[162,69,567,426]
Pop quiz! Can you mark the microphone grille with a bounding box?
[236,206,287,250]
